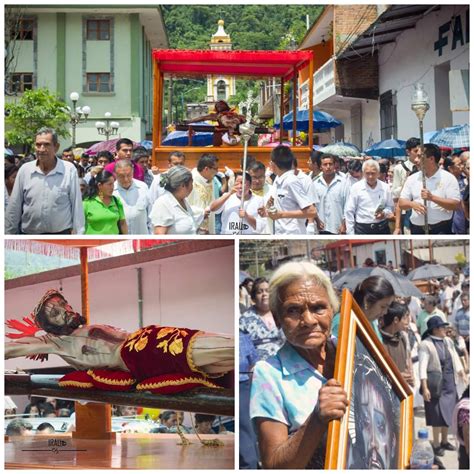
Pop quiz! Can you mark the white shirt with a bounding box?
[150,190,202,235]
[113,179,151,235]
[216,193,266,235]
[344,179,394,234]
[271,169,314,235]
[392,159,416,199]
[148,173,166,205]
[5,158,85,234]
[312,174,348,234]
[400,169,461,226]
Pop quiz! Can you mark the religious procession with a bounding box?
[4,5,469,236]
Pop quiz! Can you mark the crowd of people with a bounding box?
[5,396,231,437]
[4,129,469,235]
[239,260,470,469]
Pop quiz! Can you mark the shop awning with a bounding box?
[152,49,313,80]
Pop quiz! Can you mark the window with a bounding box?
[9,73,33,93]
[11,18,34,40]
[380,90,397,140]
[86,19,110,40]
[374,250,387,266]
[86,73,111,92]
[216,80,226,100]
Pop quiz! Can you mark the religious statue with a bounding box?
[6,290,234,394]
[186,100,246,146]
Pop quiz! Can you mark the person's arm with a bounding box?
[420,188,460,211]
[268,204,316,221]
[344,187,357,235]
[154,225,170,235]
[393,203,402,234]
[6,335,61,359]
[69,168,85,235]
[238,208,257,230]
[209,189,235,212]
[418,343,431,401]
[256,379,348,469]
[118,219,128,235]
[5,167,24,234]
[398,197,426,214]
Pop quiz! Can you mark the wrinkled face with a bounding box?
[43,296,78,327]
[249,169,266,191]
[116,166,133,189]
[253,281,270,311]
[35,133,58,162]
[359,378,394,469]
[365,296,394,322]
[277,278,333,350]
[364,165,379,187]
[62,151,74,162]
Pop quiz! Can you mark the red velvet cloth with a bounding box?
[136,373,221,394]
[152,49,313,80]
[120,326,203,381]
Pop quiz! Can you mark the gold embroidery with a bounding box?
[124,328,153,352]
[187,331,208,377]
[59,380,94,388]
[136,376,221,391]
[156,327,188,355]
[87,370,136,386]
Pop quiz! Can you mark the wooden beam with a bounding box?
[308,53,314,149]
[5,374,234,416]
[292,71,297,146]
[152,59,161,167]
[279,77,285,144]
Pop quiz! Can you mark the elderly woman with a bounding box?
[150,165,203,234]
[419,316,466,457]
[250,261,348,469]
[239,277,285,361]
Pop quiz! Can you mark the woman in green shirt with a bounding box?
[83,170,128,234]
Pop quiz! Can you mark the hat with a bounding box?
[424,316,449,338]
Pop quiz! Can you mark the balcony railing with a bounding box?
[313,56,336,105]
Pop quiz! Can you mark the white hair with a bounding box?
[362,159,380,173]
[269,261,339,319]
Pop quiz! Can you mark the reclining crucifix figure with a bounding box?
[6,290,234,392]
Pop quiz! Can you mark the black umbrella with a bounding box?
[332,267,423,298]
[407,264,454,281]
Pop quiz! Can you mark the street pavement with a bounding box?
[414,408,458,469]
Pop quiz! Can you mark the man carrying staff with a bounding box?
[399,144,461,234]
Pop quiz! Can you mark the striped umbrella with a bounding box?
[429,124,469,148]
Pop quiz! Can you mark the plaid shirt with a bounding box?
[454,307,470,337]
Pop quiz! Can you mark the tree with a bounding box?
[5,88,71,152]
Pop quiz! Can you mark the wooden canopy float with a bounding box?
[5,374,234,417]
[152,49,314,170]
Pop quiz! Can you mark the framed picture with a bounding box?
[325,289,413,469]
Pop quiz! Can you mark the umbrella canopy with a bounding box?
[84,138,139,156]
[332,267,423,298]
[364,138,407,158]
[274,109,342,132]
[407,264,454,281]
[319,142,360,157]
[162,130,213,147]
[429,124,469,149]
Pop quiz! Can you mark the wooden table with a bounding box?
[5,433,234,469]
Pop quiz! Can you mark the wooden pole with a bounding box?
[75,247,115,441]
[410,240,415,271]
[392,240,399,269]
[308,53,314,150]
[292,71,297,147]
[428,240,434,263]
[279,77,285,144]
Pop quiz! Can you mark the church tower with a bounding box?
[207,20,236,103]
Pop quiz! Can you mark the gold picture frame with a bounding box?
[325,289,414,469]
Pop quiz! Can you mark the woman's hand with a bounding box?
[422,388,431,402]
[315,379,348,424]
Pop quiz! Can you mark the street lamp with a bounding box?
[69,91,90,148]
[410,82,430,234]
[95,112,120,141]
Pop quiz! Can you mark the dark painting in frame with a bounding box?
[325,289,414,469]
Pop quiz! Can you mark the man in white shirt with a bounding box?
[312,154,347,234]
[5,127,85,235]
[210,171,265,235]
[261,146,316,234]
[399,144,461,234]
[345,159,394,234]
[113,160,151,234]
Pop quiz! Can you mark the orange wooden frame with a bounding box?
[325,289,413,469]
